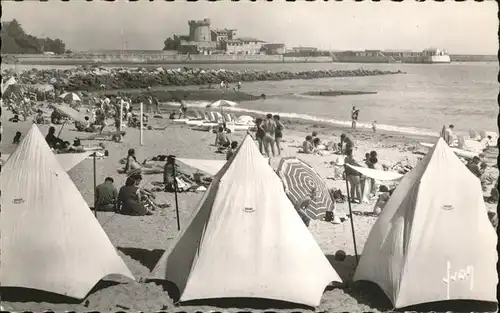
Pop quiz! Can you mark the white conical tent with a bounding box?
[353,138,497,309]
[0,124,134,299]
[1,151,94,172]
[151,135,341,307]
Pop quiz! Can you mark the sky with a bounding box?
[2,0,498,54]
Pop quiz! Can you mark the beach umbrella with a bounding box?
[59,92,81,103]
[49,103,88,137]
[206,99,237,108]
[277,157,335,220]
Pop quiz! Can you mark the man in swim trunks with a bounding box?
[351,106,360,130]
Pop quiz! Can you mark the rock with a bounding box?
[4,67,404,92]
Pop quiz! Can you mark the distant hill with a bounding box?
[1,19,67,54]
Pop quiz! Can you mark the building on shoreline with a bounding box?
[172,18,279,55]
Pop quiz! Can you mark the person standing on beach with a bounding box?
[351,106,360,130]
[262,113,277,157]
[273,114,284,156]
[372,120,377,133]
[153,96,159,113]
[254,118,266,154]
[442,124,454,145]
[344,148,362,203]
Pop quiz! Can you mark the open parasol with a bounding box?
[59,92,81,103]
[277,157,335,220]
[49,103,88,137]
[206,99,237,108]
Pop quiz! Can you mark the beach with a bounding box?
[1,108,497,312]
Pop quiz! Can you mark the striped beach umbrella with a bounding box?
[277,157,335,220]
[59,92,81,103]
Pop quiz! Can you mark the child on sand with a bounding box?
[372,120,377,133]
[13,131,22,144]
[302,136,315,154]
[215,126,231,148]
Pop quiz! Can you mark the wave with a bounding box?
[164,100,441,138]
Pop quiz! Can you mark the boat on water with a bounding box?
[332,48,451,64]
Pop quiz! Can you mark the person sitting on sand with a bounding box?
[466,156,482,179]
[124,148,143,174]
[226,141,238,160]
[13,131,22,144]
[64,139,88,153]
[302,136,315,154]
[8,114,20,123]
[364,153,371,166]
[45,126,65,149]
[313,137,322,149]
[95,177,118,212]
[340,133,354,153]
[51,109,64,124]
[34,110,45,124]
[75,116,91,132]
[344,148,363,203]
[215,126,231,148]
[373,185,393,215]
[116,175,153,216]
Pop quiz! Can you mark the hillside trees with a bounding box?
[1,19,67,54]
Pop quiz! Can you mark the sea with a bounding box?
[3,62,498,138]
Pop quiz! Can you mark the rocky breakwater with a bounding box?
[7,67,404,92]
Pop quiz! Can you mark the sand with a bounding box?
[1,110,497,313]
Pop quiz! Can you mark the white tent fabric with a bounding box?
[345,164,404,181]
[353,138,497,309]
[177,158,226,176]
[0,125,134,299]
[1,151,93,172]
[151,135,341,307]
[206,99,237,108]
[1,76,17,93]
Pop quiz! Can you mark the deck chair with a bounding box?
[194,110,203,119]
